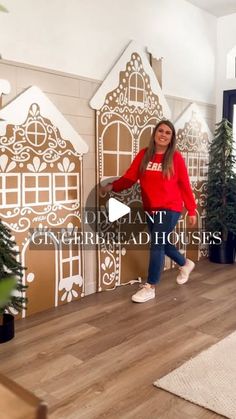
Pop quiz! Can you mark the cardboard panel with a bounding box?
[0,87,88,317]
[175,103,212,262]
[91,43,171,291]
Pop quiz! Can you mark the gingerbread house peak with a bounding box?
[90,40,171,117]
[175,102,213,140]
[0,85,89,154]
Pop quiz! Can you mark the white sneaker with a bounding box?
[176,259,195,285]
[131,283,155,303]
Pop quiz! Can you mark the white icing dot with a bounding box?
[27,272,35,283]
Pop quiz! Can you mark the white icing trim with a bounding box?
[90,40,171,118]
[175,102,213,139]
[0,85,89,154]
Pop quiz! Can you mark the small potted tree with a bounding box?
[206,119,236,263]
[0,220,27,343]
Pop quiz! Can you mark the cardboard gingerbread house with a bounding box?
[90,41,171,291]
[0,83,88,316]
[175,103,212,261]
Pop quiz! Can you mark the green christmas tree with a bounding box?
[206,119,236,241]
[0,220,27,317]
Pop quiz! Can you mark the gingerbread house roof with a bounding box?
[174,102,213,153]
[175,102,213,139]
[0,85,88,154]
[90,40,171,118]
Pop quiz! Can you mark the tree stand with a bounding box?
[0,314,15,344]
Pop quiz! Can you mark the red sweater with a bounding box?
[112,149,196,216]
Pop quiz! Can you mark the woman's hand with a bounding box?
[100,183,113,197]
[188,215,197,226]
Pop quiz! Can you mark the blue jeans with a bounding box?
[146,210,186,285]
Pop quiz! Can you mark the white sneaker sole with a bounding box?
[131,294,155,303]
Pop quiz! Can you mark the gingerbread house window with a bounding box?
[102,122,133,177]
[0,173,20,208]
[188,153,198,180]
[128,73,145,106]
[61,244,81,279]
[23,173,51,206]
[53,173,79,204]
[25,120,47,147]
[187,127,199,146]
[199,154,208,180]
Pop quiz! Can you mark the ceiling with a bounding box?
[186,0,236,17]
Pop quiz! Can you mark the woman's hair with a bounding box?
[140,119,176,178]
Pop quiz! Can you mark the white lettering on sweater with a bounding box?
[146,162,162,171]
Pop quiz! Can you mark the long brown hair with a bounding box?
[140,119,176,178]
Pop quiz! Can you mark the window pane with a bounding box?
[72,258,79,276]
[119,125,132,152]
[6,176,18,189]
[129,88,136,102]
[38,176,50,187]
[139,126,154,150]
[25,191,36,204]
[55,176,65,187]
[25,176,35,188]
[56,190,66,202]
[6,192,18,205]
[38,190,50,203]
[62,247,70,259]
[68,189,77,201]
[137,74,144,89]
[103,154,117,177]
[68,175,78,187]
[103,124,118,151]
[137,90,143,103]
[72,247,79,257]
[119,155,132,176]
[62,262,70,278]
[129,73,136,88]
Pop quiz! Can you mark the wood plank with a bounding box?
[0,259,235,419]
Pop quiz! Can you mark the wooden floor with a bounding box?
[0,259,236,419]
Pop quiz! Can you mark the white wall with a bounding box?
[216,13,236,121]
[0,0,216,104]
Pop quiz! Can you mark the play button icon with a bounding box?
[108,198,130,222]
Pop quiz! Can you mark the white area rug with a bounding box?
[154,332,236,418]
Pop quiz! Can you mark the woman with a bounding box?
[100,120,197,303]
